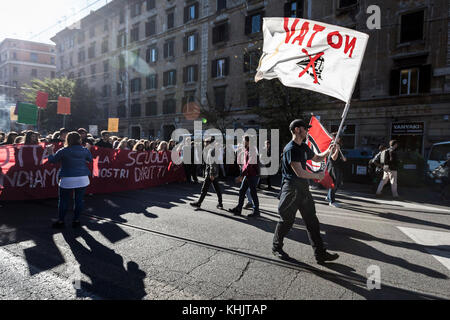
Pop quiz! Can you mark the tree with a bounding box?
[22,77,98,133]
[247,79,326,145]
[198,92,234,133]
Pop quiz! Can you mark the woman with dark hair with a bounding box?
[326,133,347,207]
[133,142,145,152]
[0,131,18,145]
[24,131,39,145]
[46,131,93,228]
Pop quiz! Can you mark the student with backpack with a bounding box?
[375,140,400,199]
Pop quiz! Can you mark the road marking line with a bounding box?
[398,226,450,272]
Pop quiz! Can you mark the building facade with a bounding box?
[50,0,450,155]
[0,38,56,103]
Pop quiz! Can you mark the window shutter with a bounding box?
[298,0,304,18]
[163,72,168,86]
[225,57,230,76]
[244,53,250,72]
[155,48,158,61]
[183,36,187,52]
[173,70,177,85]
[194,64,198,81]
[224,24,229,42]
[145,22,150,37]
[146,48,150,62]
[183,67,187,83]
[164,43,168,58]
[245,16,251,35]
[212,27,218,44]
[419,64,431,93]
[184,7,189,23]
[212,60,217,78]
[284,3,291,17]
[195,3,199,19]
[389,69,400,96]
[195,33,199,50]
[155,74,158,88]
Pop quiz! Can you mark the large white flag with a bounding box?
[255,18,369,103]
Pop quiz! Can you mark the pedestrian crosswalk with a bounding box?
[398,226,450,272]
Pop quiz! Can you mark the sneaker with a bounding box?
[247,210,260,218]
[325,196,330,202]
[329,202,341,208]
[72,221,81,228]
[316,251,339,264]
[243,202,253,210]
[190,202,201,208]
[52,221,65,229]
[272,247,290,260]
[217,203,224,209]
[228,207,242,216]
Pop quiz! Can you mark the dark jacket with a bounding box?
[95,139,113,149]
[204,148,219,178]
[48,145,93,178]
[241,147,259,177]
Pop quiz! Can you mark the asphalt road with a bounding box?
[1,178,449,300]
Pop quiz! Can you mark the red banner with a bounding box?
[0,144,185,201]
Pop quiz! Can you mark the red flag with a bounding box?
[306,116,335,189]
[35,91,49,109]
[57,97,71,115]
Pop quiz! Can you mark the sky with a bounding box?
[0,0,112,44]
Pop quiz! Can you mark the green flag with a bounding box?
[17,103,38,125]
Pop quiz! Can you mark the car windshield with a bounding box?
[429,144,450,161]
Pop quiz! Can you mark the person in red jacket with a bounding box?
[229,135,260,218]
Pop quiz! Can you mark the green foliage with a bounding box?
[248,79,325,145]
[22,77,98,132]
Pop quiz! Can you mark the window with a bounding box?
[214,86,226,110]
[211,58,229,78]
[163,70,177,86]
[146,100,157,116]
[399,68,419,95]
[117,32,127,48]
[244,50,260,72]
[184,33,198,52]
[146,74,158,89]
[132,49,141,69]
[146,19,156,37]
[88,43,96,59]
[184,2,199,23]
[13,67,18,75]
[212,23,229,44]
[103,60,109,73]
[146,46,158,63]
[167,10,175,29]
[131,24,140,42]
[147,0,155,10]
[78,49,85,63]
[78,68,85,78]
[331,124,356,149]
[117,81,125,95]
[163,96,176,114]
[51,57,55,65]
[164,39,174,59]
[117,104,126,117]
[130,78,142,92]
[245,12,263,34]
[69,54,73,67]
[284,1,303,18]
[90,64,96,79]
[339,0,357,8]
[102,85,111,97]
[131,100,141,117]
[247,82,259,107]
[118,55,126,71]
[217,0,227,11]
[104,19,109,32]
[30,52,38,62]
[400,11,424,43]
[101,38,109,53]
[13,52,17,60]
[51,71,55,79]
[31,69,37,77]
[183,65,198,83]
[130,2,142,17]
[119,9,125,24]
[78,32,85,44]
[182,91,196,110]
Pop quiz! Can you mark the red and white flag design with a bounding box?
[255,18,369,103]
[306,116,334,189]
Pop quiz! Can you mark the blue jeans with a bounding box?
[58,187,86,222]
[238,176,259,210]
[327,169,342,203]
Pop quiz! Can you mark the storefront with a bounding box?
[391,122,424,154]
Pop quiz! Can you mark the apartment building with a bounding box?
[51,0,450,155]
[0,38,56,103]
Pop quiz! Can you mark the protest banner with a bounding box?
[0,144,185,201]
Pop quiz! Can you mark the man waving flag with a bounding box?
[255,17,369,103]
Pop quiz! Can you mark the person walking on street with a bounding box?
[272,119,339,264]
[376,140,400,199]
[190,137,223,209]
[229,136,260,218]
[46,132,93,229]
[326,134,347,207]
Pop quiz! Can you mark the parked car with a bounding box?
[427,141,450,173]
